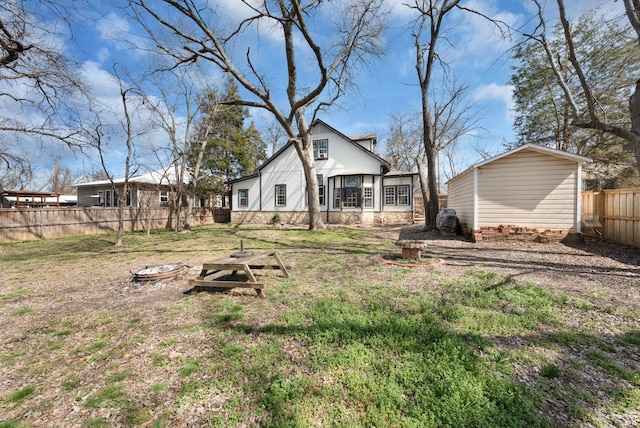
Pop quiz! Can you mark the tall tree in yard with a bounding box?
[132,0,387,230]
[408,0,485,230]
[191,77,267,203]
[528,0,640,176]
[512,6,639,185]
[1,0,88,188]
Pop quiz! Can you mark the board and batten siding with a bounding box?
[477,150,578,231]
[447,169,475,228]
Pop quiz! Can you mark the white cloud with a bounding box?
[473,82,514,119]
[96,12,150,52]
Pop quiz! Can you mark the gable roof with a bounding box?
[229,119,390,184]
[447,144,592,184]
[475,143,591,168]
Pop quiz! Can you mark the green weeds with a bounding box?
[1,226,639,427]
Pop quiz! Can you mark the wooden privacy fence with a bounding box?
[0,206,230,242]
[582,189,640,247]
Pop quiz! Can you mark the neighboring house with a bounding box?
[447,144,591,241]
[75,168,188,208]
[229,120,417,225]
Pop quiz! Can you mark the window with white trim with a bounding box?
[397,185,409,205]
[275,184,286,207]
[384,186,396,205]
[363,187,373,208]
[313,139,328,160]
[159,190,169,206]
[317,174,325,205]
[384,185,410,206]
[238,189,249,207]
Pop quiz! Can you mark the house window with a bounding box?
[159,190,169,205]
[238,189,248,207]
[316,174,325,205]
[342,188,361,208]
[397,185,409,205]
[344,176,362,187]
[275,184,286,207]
[105,189,120,207]
[313,139,328,160]
[334,188,341,208]
[384,186,396,205]
[363,187,373,208]
[384,185,410,205]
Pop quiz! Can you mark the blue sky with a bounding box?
[9,0,628,188]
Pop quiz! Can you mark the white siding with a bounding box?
[477,150,578,231]
[382,176,414,212]
[231,176,260,211]
[447,169,475,228]
[260,145,306,211]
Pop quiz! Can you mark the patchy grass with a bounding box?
[0,225,638,427]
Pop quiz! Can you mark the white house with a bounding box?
[447,144,591,241]
[229,120,416,225]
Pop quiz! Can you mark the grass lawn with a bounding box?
[0,225,638,427]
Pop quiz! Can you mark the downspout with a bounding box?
[473,167,479,231]
[259,172,262,211]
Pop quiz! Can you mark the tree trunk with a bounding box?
[629,80,640,171]
[294,133,324,230]
[416,159,429,222]
[423,141,439,231]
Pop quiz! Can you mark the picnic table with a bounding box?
[189,250,289,298]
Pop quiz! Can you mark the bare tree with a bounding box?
[410,0,460,231]
[141,66,203,232]
[408,0,494,230]
[0,144,32,189]
[81,68,146,248]
[261,117,288,156]
[48,157,77,194]
[385,81,479,221]
[527,0,640,172]
[131,0,387,230]
[114,73,136,247]
[0,0,88,160]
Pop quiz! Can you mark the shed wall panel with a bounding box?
[447,170,474,228]
[477,150,577,231]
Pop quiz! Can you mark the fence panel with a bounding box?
[0,206,230,242]
[582,188,640,247]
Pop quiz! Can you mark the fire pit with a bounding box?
[133,264,184,281]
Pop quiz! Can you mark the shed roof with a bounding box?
[447,144,591,185]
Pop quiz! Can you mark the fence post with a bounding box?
[39,207,44,240]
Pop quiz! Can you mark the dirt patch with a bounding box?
[398,225,640,318]
[1,225,639,427]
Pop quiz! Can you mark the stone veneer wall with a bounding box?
[460,223,569,243]
[231,211,412,226]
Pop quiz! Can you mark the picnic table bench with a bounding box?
[189,250,289,298]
